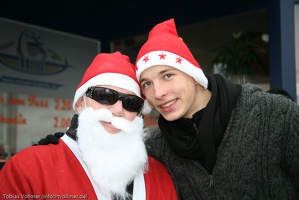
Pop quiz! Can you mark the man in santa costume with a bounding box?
[0,52,178,200]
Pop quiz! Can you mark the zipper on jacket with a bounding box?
[192,122,198,134]
[209,175,213,186]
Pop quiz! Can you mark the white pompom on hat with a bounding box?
[73,51,151,114]
[135,18,208,89]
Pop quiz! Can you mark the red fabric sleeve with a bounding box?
[0,141,97,199]
[144,156,179,200]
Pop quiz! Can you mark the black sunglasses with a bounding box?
[86,86,144,113]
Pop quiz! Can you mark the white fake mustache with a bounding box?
[81,107,143,134]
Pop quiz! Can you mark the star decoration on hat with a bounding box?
[176,56,183,64]
[143,55,149,63]
[159,52,167,60]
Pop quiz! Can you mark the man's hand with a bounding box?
[37,132,65,145]
[34,114,78,145]
[32,132,64,146]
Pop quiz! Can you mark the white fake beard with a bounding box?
[77,107,148,199]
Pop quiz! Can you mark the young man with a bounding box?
[135,18,299,199]
[0,52,178,200]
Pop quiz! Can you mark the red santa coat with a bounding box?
[0,140,178,200]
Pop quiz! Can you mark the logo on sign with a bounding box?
[0,30,69,75]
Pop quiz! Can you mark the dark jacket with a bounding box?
[145,75,299,200]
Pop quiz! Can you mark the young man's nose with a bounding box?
[153,83,167,99]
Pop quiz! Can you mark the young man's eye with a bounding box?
[164,74,173,79]
[142,81,152,87]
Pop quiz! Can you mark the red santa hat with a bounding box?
[73,51,151,114]
[135,18,208,89]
